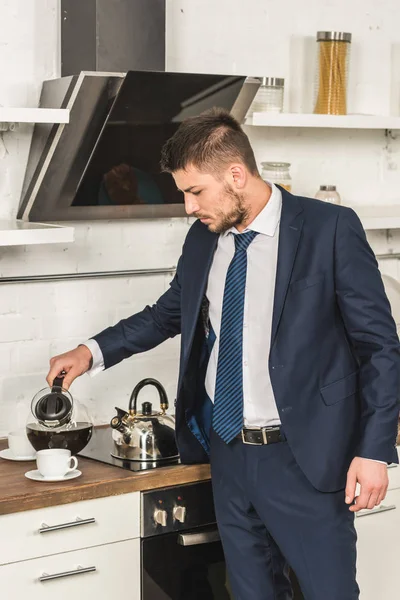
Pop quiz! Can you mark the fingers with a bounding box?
[348,488,371,512]
[61,368,80,390]
[349,485,388,512]
[376,487,388,506]
[46,347,92,389]
[345,468,357,505]
[46,357,64,387]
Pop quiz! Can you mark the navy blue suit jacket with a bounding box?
[93,189,400,492]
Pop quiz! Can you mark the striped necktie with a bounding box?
[212,230,259,443]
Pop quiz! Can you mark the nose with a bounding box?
[184,195,200,216]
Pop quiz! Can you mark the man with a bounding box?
[47,108,400,599]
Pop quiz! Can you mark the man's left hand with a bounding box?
[345,457,388,512]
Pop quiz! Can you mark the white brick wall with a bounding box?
[1,0,400,435]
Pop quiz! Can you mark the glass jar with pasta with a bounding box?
[314,31,352,115]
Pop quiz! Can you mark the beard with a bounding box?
[208,184,250,233]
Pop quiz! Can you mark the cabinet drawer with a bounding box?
[355,487,400,599]
[0,538,140,598]
[0,492,139,565]
[388,447,400,490]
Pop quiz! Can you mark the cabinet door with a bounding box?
[0,538,140,599]
[355,488,400,599]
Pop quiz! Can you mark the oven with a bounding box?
[141,480,233,599]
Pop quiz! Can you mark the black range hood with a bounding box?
[18,70,260,222]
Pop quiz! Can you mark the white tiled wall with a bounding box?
[1,0,400,435]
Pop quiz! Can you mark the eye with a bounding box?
[192,190,202,196]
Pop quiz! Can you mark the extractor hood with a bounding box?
[18,70,260,222]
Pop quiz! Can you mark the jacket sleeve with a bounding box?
[334,207,400,463]
[91,254,183,369]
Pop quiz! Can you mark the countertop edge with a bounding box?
[0,461,212,516]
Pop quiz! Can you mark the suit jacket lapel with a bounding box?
[271,191,304,347]
[184,225,219,357]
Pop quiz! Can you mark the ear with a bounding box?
[228,164,247,189]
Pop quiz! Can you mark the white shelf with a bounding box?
[0,221,74,246]
[352,205,400,230]
[0,108,69,124]
[249,113,400,130]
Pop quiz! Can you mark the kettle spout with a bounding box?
[110,406,130,434]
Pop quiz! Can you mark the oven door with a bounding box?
[141,525,233,599]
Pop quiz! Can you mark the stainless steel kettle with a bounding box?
[110,378,179,462]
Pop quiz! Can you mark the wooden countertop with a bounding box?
[0,439,211,516]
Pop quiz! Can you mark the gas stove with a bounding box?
[78,426,180,472]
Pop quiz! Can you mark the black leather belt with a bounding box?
[236,426,284,445]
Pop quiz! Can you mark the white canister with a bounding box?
[315,185,341,204]
[251,77,285,114]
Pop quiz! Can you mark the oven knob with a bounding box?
[153,509,168,527]
[173,505,187,523]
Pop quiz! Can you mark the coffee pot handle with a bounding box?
[52,369,67,391]
[129,378,168,415]
[52,376,65,390]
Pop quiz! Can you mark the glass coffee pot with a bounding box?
[26,376,93,455]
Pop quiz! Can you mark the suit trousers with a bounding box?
[209,427,359,600]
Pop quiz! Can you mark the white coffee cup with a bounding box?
[36,449,78,479]
[8,429,35,458]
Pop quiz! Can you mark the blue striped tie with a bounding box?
[212,230,259,443]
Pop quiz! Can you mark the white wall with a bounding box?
[1,0,400,435]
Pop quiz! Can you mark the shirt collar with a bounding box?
[222,181,282,238]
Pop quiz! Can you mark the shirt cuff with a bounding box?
[358,457,388,465]
[83,339,105,377]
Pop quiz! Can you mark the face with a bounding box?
[172,164,250,233]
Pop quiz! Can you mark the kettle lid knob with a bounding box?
[142,402,152,416]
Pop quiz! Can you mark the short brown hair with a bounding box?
[160,107,259,177]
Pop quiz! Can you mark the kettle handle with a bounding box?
[129,378,168,414]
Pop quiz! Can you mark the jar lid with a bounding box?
[257,77,285,87]
[317,31,352,43]
[320,185,337,191]
[261,162,291,168]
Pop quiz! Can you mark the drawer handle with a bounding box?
[39,517,96,534]
[39,565,96,582]
[178,529,221,546]
[355,504,397,518]
[388,464,398,469]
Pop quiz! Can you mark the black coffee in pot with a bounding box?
[26,422,93,455]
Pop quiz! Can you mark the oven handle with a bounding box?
[177,529,221,546]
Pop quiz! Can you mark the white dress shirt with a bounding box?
[204,182,282,427]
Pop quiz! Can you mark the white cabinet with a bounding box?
[0,538,140,598]
[356,487,400,599]
[0,493,141,600]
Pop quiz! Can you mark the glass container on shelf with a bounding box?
[261,162,292,192]
[250,77,285,114]
[315,185,341,204]
[314,31,352,115]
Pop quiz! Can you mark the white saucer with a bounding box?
[25,469,82,482]
[0,448,36,462]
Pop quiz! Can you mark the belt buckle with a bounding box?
[241,428,264,445]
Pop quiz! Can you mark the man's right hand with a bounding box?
[47,345,93,390]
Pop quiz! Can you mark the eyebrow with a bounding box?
[178,185,201,193]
